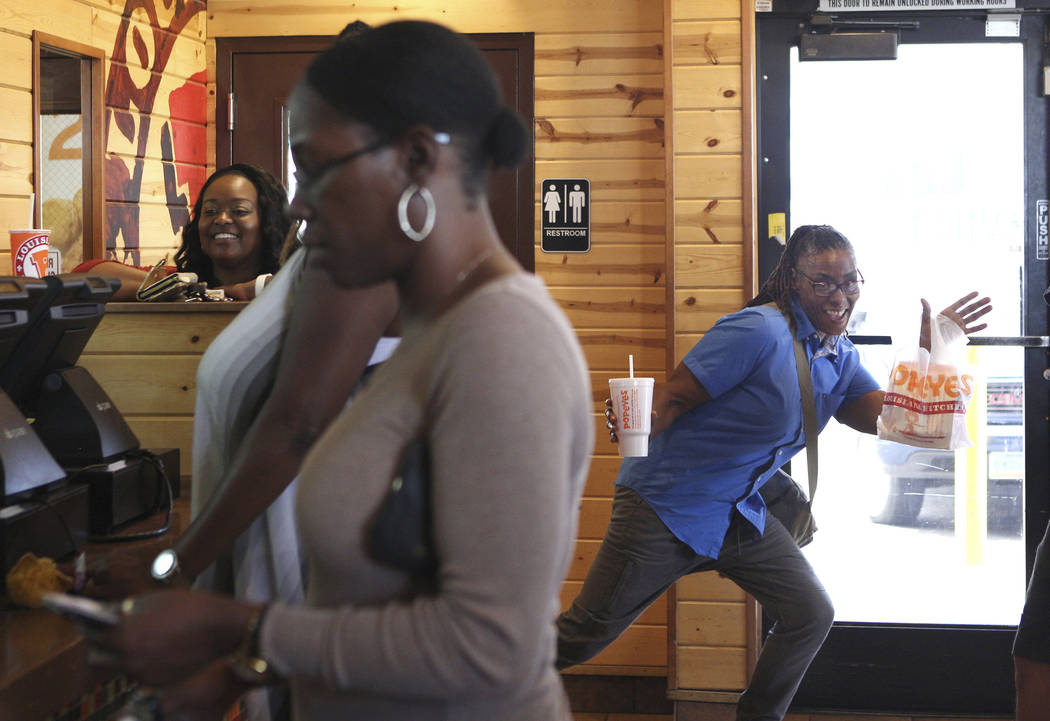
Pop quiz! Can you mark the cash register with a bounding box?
[0,274,179,575]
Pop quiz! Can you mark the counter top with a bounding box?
[105,301,247,314]
[0,495,191,721]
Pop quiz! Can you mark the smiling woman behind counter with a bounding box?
[74,163,289,301]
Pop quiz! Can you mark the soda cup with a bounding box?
[608,377,655,457]
[9,229,52,277]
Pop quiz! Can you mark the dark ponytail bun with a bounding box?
[484,107,529,168]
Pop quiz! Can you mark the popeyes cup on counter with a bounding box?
[609,355,655,457]
[9,229,54,277]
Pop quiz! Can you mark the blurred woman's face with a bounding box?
[287,84,412,289]
[198,174,262,272]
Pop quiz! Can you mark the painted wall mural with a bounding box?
[104,0,206,264]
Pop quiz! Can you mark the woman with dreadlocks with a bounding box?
[557,224,991,721]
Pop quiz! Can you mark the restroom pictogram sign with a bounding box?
[541,178,590,253]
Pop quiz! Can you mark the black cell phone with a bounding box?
[41,592,119,626]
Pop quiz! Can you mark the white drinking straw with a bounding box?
[629,354,634,379]
[27,193,34,228]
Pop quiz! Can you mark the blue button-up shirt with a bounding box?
[617,297,880,558]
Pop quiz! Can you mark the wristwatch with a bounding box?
[228,605,277,686]
[150,548,180,583]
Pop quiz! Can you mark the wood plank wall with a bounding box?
[667,0,754,694]
[0,0,208,272]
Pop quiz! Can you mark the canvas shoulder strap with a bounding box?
[765,302,819,500]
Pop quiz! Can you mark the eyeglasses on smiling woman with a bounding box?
[795,268,865,297]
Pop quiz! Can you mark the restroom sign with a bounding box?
[541,178,590,253]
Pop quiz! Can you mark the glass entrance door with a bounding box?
[758,10,1049,713]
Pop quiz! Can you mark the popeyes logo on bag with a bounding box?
[884,361,974,416]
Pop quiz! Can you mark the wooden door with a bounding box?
[215,34,535,271]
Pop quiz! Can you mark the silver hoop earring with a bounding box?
[397,184,436,242]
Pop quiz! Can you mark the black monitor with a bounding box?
[0,274,139,467]
[0,277,51,369]
[0,277,67,499]
[0,274,115,412]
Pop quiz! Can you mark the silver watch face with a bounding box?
[151,549,178,579]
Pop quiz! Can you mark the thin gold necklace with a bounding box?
[454,248,496,286]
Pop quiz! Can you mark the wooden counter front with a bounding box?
[79,302,245,477]
[0,496,191,721]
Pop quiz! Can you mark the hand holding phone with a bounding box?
[41,592,120,626]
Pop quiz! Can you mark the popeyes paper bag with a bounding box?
[877,313,973,450]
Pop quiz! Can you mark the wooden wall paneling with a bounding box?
[77,355,200,414]
[101,152,206,204]
[206,0,663,37]
[675,646,748,689]
[534,117,666,159]
[677,571,748,602]
[0,88,33,145]
[535,32,665,76]
[673,0,742,20]
[205,38,216,178]
[535,243,666,286]
[583,456,625,496]
[674,155,741,199]
[0,0,95,39]
[535,74,664,118]
[577,497,614,539]
[0,33,33,89]
[668,0,749,698]
[741,0,758,298]
[83,310,235,353]
[740,0,760,680]
[586,625,668,667]
[676,601,748,646]
[663,0,677,382]
[672,21,743,66]
[674,110,743,155]
[673,65,743,109]
[0,143,33,196]
[79,0,207,41]
[674,289,745,332]
[675,198,744,245]
[554,287,666,329]
[92,16,206,78]
[674,333,703,364]
[576,329,665,372]
[674,244,744,287]
[536,158,666,200]
[0,197,37,234]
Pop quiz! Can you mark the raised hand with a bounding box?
[919,292,992,351]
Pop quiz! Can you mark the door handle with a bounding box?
[850,335,1050,347]
[967,336,1050,347]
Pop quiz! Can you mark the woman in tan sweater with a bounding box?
[88,20,593,721]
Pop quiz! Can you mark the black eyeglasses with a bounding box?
[292,138,388,197]
[795,268,865,297]
[292,132,451,198]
